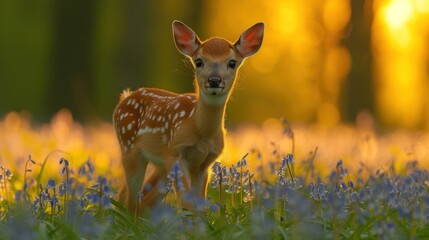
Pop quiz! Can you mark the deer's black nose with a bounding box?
[208,76,221,88]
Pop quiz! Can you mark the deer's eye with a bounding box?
[228,60,236,69]
[194,58,203,68]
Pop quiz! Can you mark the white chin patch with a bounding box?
[206,87,224,95]
[201,90,228,105]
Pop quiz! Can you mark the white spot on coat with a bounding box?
[174,102,180,109]
[137,127,150,136]
[189,107,195,117]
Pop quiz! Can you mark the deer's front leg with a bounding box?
[178,152,218,210]
[189,166,210,197]
[191,152,218,197]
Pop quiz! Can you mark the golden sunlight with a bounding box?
[383,0,413,31]
[204,0,429,129]
[204,0,352,125]
[323,0,351,33]
[0,110,122,187]
[2,112,429,190]
[373,0,429,128]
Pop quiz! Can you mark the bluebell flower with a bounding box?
[280,158,287,170]
[97,176,107,186]
[210,179,220,189]
[277,175,286,185]
[340,181,348,191]
[340,167,348,177]
[336,159,343,168]
[87,160,95,173]
[281,118,294,139]
[226,164,241,194]
[137,191,144,201]
[285,154,294,165]
[32,197,41,211]
[212,162,221,174]
[103,184,110,194]
[78,159,95,181]
[210,161,230,189]
[279,154,294,174]
[14,190,24,203]
[78,165,86,176]
[47,178,56,189]
[173,161,182,175]
[176,180,184,192]
[59,157,70,175]
[0,167,13,181]
[166,160,185,192]
[237,153,248,167]
[309,182,328,201]
[58,181,67,195]
[49,195,58,207]
[348,180,354,189]
[59,157,69,166]
[80,197,87,209]
[87,192,100,204]
[350,191,359,203]
[5,168,12,180]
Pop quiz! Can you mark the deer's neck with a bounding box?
[194,97,227,138]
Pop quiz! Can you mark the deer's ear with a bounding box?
[235,22,264,58]
[173,20,201,57]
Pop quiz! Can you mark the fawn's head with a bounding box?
[173,21,264,105]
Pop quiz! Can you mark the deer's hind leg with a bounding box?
[140,167,167,208]
[118,146,148,216]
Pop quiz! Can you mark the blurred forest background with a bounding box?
[1,0,429,130]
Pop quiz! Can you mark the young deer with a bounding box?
[114,20,264,214]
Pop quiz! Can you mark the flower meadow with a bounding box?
[1,111,429,239]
